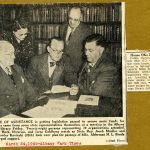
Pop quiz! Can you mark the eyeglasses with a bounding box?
[50,47,64,54]
[85,48,95,53]
[69,17,80,22]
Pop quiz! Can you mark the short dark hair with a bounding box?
[47,37,64,47]
[84,34,106,47]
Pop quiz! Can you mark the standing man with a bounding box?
[60,7,93,74]
[70,34,122,116]
[26,37,77,95]
[0,40,37,117]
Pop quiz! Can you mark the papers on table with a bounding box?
[22,99,77,118]
[22,106,46,118]
[51,85,71,93]
[78,95,99,106]
[44,85,71,94]
[22,95,100,118]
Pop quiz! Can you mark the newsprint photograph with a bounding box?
[0,2,127,147]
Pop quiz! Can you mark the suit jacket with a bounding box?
[78,51,121,99]
[26,53,77,95]
[0,64,37,117]
[78,51,122,116]
[60,22,93,73]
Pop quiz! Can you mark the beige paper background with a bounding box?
[0,0,149,149]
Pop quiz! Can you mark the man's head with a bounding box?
[84,34,106,63]
[68,7,82,29]
[47,37,64,62]
[0,40,15,67]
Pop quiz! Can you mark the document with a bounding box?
[78,95,99,106]
[44,85,71,94]
[126,50,150,91]
[22,99,77,118]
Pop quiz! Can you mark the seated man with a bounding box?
[0,40,37,117]
[70,34,122,116]
[26,37,77,95]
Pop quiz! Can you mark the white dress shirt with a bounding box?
[65,26,75,43]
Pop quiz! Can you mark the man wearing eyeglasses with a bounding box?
[60,7,93,75]
[26,37,77,95]
[70,34,122,116]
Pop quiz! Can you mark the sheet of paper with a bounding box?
[22,106,45,118]
[78,95,99,106]
[43,85,71,94]
[22,100,77,118]
[44,99,77,117]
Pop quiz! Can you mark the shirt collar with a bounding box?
[88,62,96,67]
[67,26,76,33]
[0,62,12,75]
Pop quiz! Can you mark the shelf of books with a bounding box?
[1,3,122,64]
[28,3,121,23]
[28,3,122,64]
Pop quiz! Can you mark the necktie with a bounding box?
[6,67,16,86]
[85,63,93,91]
[50,62,56,67]
[66,28,73,44]
[6,67,12,75]
[68,29,73,41]
[87,63,93,73]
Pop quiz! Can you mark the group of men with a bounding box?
[0,7,122,117]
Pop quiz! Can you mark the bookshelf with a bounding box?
[0,3,122,64]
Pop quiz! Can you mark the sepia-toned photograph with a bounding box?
[0,2,127,147]
[0,3,124,118]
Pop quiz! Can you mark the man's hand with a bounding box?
[70,84,79,96]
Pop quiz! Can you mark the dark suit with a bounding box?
[0,64,37,117]
[60,22,93,73]
[26,53,77,95]
[78,51,122,116]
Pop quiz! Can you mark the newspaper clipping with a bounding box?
[0,2,127,147]
[127,50,150,91]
